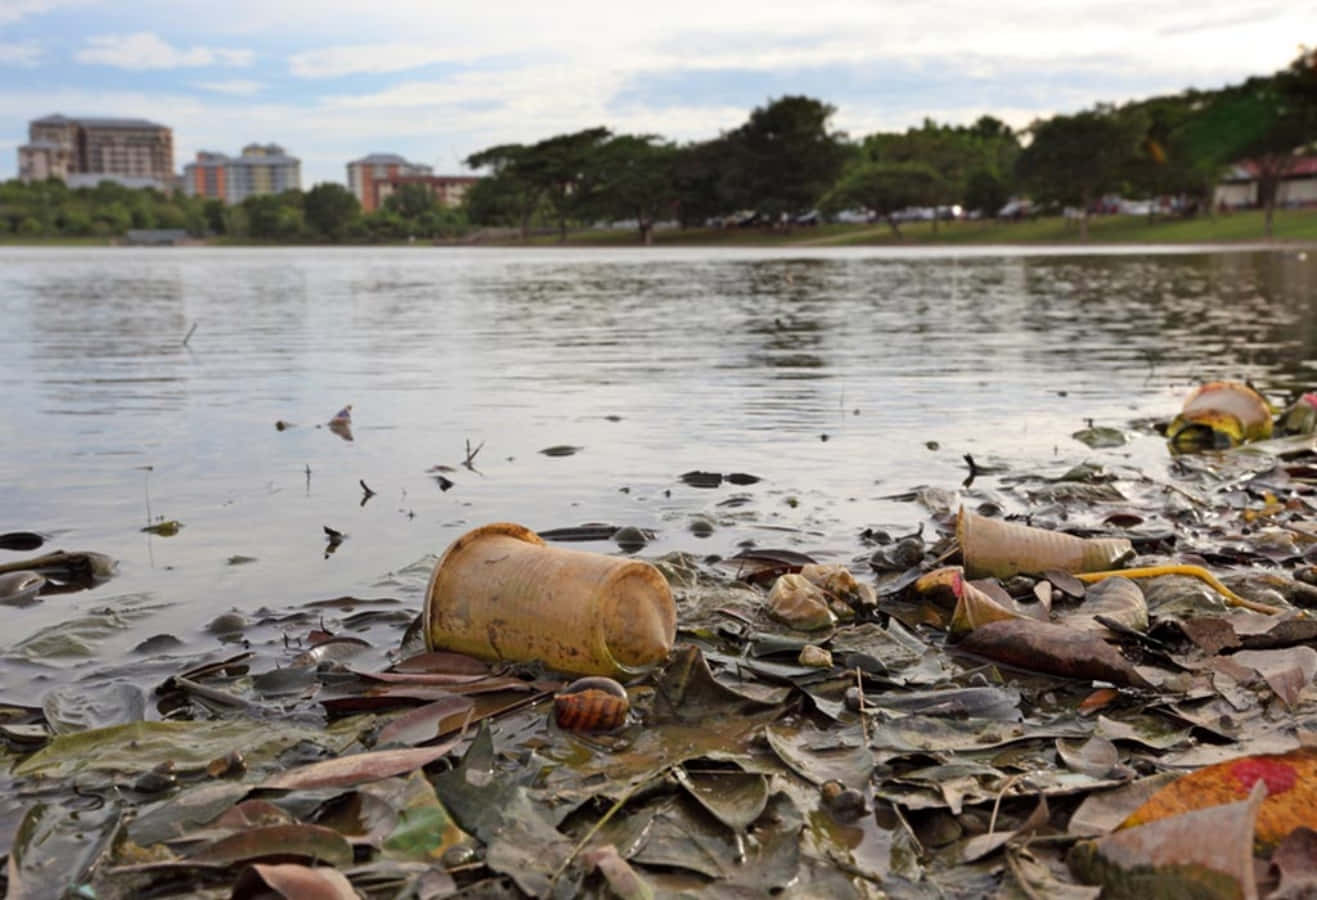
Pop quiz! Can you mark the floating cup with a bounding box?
[957,507,1133,579]
[424,523,676,677]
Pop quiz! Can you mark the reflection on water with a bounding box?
[0,245,1313,686]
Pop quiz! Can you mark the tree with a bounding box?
[464,143,544,240]
[304,183,360,241]
[1015,106,1146,241]
[724,96,848,225]
[819,161,945,237]
[964,168,1010,218]
[383,182,436,220]
[531,127,612,241]
[590,135,677,244]
[670,138,735,228]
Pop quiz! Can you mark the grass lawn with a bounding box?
[0,235,116,247]
[538,207,1317,248]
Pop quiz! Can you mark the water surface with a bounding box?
[1,245,1314,690]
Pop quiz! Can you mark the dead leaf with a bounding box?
[1070,780,1264,900]
[260,739,461,790]
[955,619,1150,687]
[1122,748,1317,852]
[231,862,358,899]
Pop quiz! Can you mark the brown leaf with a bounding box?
[189,824,353,867]
[1121,748,1317,853]
[956,619,1150,687]
[1069,780,1264,900]
[231,862,358,899]
[375,695,475,746]
[1270,827,1317,899]
[260,739,460,790]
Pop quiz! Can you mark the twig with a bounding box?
[463,439,485,470]
[549,772,658,887]
[988,773,1023,834]
[359,479,376,497]
[855,666,868,745]
[182,321,198,346]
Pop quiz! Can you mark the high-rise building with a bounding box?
[347,153,433,211]
[18,114,174,189]
[182,143,301,203]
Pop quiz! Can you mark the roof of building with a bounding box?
[20,140,65,150]
[229,153,300,167]
[350,153,413,166]
[33,114,168,130]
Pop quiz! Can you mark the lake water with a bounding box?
[1,245,1314,693]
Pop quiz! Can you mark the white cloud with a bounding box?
[75,32,254,70]
[194,79,265,95]
[0,0,86,25]
[0,42,42,66]
[289,42,486,78]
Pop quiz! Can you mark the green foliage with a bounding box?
[589,135,678,242]
[383,183,436,220]
[820,161,945,235]
[1016,106,1146,210]
[964,169,1010,217]
[723,96,847,219]
[304,183,361,241]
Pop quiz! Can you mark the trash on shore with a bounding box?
[1166,380,1273,452]
[13,381,1317,898]
[424,522,676,676]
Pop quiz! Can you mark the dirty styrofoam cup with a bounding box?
[957,507,1133,579]
[424,522,677,677]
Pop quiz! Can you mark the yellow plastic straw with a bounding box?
[1076,565,1282,616]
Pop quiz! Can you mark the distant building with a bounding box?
[1214,156,1317,209]
[182,143,301,203]
[373,174,481,212]
[18,114,174,189]
[347,153,433,211]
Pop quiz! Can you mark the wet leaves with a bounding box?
[957,619,1151,687]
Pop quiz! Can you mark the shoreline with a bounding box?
[2,208,1315,250]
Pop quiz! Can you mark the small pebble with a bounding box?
[797,645,833,668]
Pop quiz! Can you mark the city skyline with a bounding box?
[1,1,1314,188]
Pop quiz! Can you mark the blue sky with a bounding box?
[1,1,1313,187]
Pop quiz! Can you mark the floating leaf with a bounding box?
[1072,426,1127,449]
[1057,576,1148,635]
[540,444,582,457]
[1056,736,1120,778]
[1121,747,1317,852]
[141,520,183,537]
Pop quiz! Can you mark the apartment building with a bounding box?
[182,143,301,203]
[347,153,434,211]
[18,114,174,188]
[374,174,481,210]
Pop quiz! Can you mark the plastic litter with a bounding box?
[957,506,1134,579]
[424,522,676,677]
[1166,381,1272,452]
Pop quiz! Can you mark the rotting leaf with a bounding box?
[764,723,873,788]
[231,863,358,900]
[1056,735,1121,778]
[955,619,1150,687]
[1069,780,1264,900]
[1056,576,1148,636]
[260,739,461,791]
[188,823,353,867]
[651,645,784,724]
[958,795,1049,863]
[7,802,121,900]
[375,695,475,746]
[580,844,655,900]
[673,764,769,832]
[128,782,253,846]
[1269,827,1317,898]
[1230,646,1317,709]
[1121,747,1317,852]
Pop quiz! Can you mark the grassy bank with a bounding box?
[534,207,1317,247]
[1,208,1314,248]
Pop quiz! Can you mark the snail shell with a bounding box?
[554,676,629,732]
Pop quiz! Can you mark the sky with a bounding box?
[1,1,1313,187]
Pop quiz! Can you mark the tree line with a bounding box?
[0,176,467,242]
[2,46,1312,243]
[464,45,1315,241]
